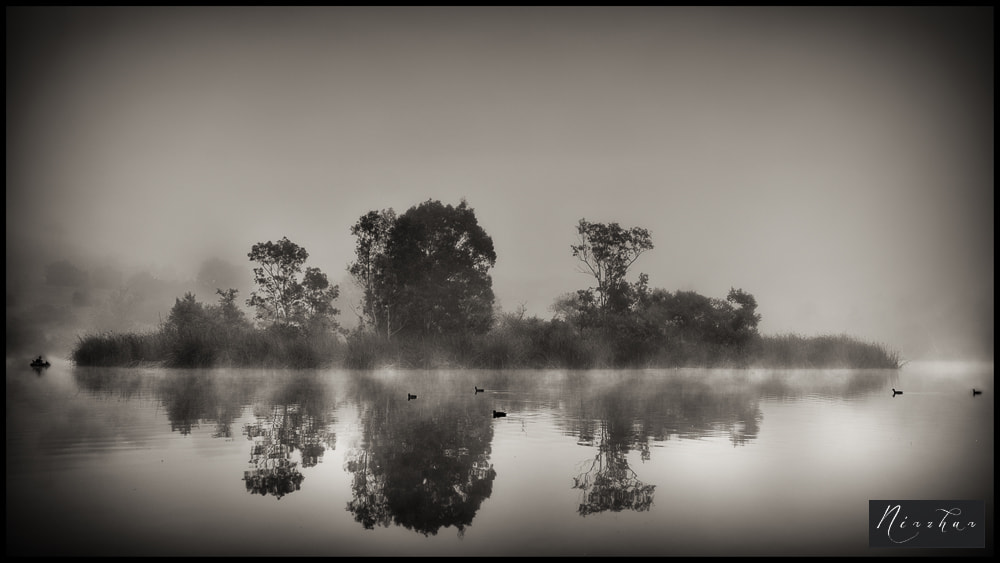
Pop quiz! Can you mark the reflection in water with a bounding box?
[244,409,305,499]
[659,376,763,447]
[154,371,267,439]
[160,373,237,437]
[73,367,154,402]
[562,371,795,449]
[757,369,897,401]
[569,384,655,516]
[243,373,338,499]
[563,372,765,516]
[572,421,655,516]
[344,372,497,537]
[10,364,984,557]
[72,368,339,500]
[564,372,770,516]
[63,366,903,537]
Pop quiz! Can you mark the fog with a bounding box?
[6,7,993,362]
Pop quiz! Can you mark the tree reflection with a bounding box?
[563,367,891,515]
[73,367,338,500]
[243,372,337,499]
[572,421,656,516]
[156,371,260,438]
[571,388,655,517]
[243,407,306,499]
[566,372,769,516]
[65,366,896,521]
[344,372,497,536]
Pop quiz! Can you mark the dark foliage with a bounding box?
[349,200,497,339]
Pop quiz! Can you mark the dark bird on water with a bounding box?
[892,388,903,396]
[475,386,484,393]
[973,389,982,396]
[408,393,417,401]
[492,410,507,418]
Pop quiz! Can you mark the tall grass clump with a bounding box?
[753,333,902,369]
[220,325,340,369]
[72,331,166,367]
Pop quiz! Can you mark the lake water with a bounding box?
[6,360,993,557]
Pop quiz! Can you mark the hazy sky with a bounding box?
[6,6,994,361]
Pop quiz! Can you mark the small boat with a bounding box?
[474,386,484,393]
[973,389,982,396]
[492,410,507,418]
[892,388,903,396]
[407,393,417,401]
[30,357,51,369]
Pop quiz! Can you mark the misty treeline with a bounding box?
[8,255,249,359]
[64,198,900,369]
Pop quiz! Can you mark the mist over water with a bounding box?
[6,363,994,556]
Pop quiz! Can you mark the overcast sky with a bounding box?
[6,6,993,361]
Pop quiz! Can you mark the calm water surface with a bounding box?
[6,360,993,557]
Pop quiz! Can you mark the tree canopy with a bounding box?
[349,199,497,337]
[247,237,340,333]
[571,219,653,314]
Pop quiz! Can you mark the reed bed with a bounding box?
[72,325,901,371]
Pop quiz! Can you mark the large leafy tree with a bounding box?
[571,219,653,314]
[247,237,340,332]
[389,200,497,335]
[348,199,497,337]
